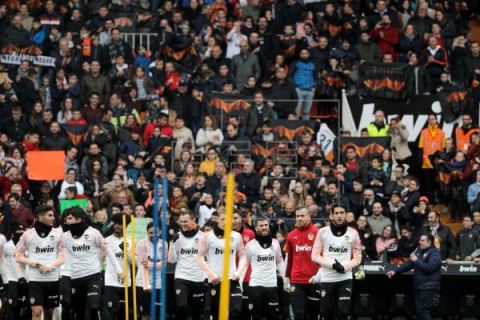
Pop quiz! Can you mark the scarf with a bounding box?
[330,222,348,237]
[213,224,224,238]
[34,221,52,238]
[69,221,88,238]
[181,224,199,238]
[255,232,273,249]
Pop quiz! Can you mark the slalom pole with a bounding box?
[150,178,160,319]
[160,177,168,320]
[131,216,137,320]
[218,174,235,320]
[122,215,130,320]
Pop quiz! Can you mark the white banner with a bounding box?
[317,123,336,158]
[0,54,55,67]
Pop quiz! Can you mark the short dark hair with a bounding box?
[63,206,85,219]
[35,204,54,217]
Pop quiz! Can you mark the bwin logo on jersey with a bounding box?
[328,246,348,253]
[35,246,54,253]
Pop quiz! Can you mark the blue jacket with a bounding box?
[133,54,150,73]
[395,245,442,291]
[290,60,316,90]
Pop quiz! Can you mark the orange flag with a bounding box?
[27,151,65,180]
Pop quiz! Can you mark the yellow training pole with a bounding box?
[219,174,235,320]
[123,215,130,320]
[131,217,137,320]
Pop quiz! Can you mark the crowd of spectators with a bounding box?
[0,0,479,268]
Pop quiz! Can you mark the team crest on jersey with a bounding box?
[84,234,89,240]
[7,299,12,305]
[344,236,350,242]
[321,290,326,297]
[140,306,143,312]
[176,289,181,295]
[244,235,250,242]
[211,289,216,296]
[49,235,55,242]
[30,297,35,304]
[72,288,76,294]
[248,304,253,310]
[308,233,314,241]
[290,286,295,292]
[194,238,199,244]
[469,234,473,238]
[60,295,63,301]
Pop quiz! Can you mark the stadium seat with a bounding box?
[431,293,446,319]
[353,292,375,318]
[388,293,411,318]
[459,294,480,318]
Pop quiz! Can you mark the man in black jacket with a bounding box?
[0,107,31,142]
[424,210,455,261]
[270,67,298,118]
[236,159,261,203]
[387,233,442,319]
[40,122,70,151]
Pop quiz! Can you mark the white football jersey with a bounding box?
[105,235,132,287]
[135,238,167,289]
[312,226,362,283]
[245,238,283,288]
[198,231,244,282]
[168,230,205,282]
[16,228,65,282]
[64,227,120,279]
[4,240,19,282]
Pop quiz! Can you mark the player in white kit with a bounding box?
[135,221,167,320]
[196,210,246,320]
[238,217,285,320]
[103,213,132,320]
[15,205,66,320]
[63,207,124,320]
[4,222,28,319]
[168,211,206,320]
[311,205,362,319]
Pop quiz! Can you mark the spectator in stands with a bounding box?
[405,52,431,97]
[419,36,448,93]
[388,118,411,164]
[7,193,34,228]
[407,4,433,38]
[290,48,317,120]
[236,159,261,203]
[376,225,397,261]
[473,211,480,231]
[58,168,84,200]
[452,215,480,261]
[369,15,400,60]
[425,210,455,261]
[231,40,260,90]
[355,31,382,63]
[368,202,393,235]
[81,60,111,104]
[367,110,389,137]
[419,114,445,202]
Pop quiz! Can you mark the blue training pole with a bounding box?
[160,177,168,320]
[150,178,160,319]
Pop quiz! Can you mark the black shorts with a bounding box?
[320,279,353,318]
[103,286,126,313]
[7,281,28,309]
[136,287,161,315]
[71,273,103,312]
[248,286,280,320]
[28,281,60,309]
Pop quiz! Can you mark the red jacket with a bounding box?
[238,225,254,282]
[370,26,400,58]
[285,222,320,284]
